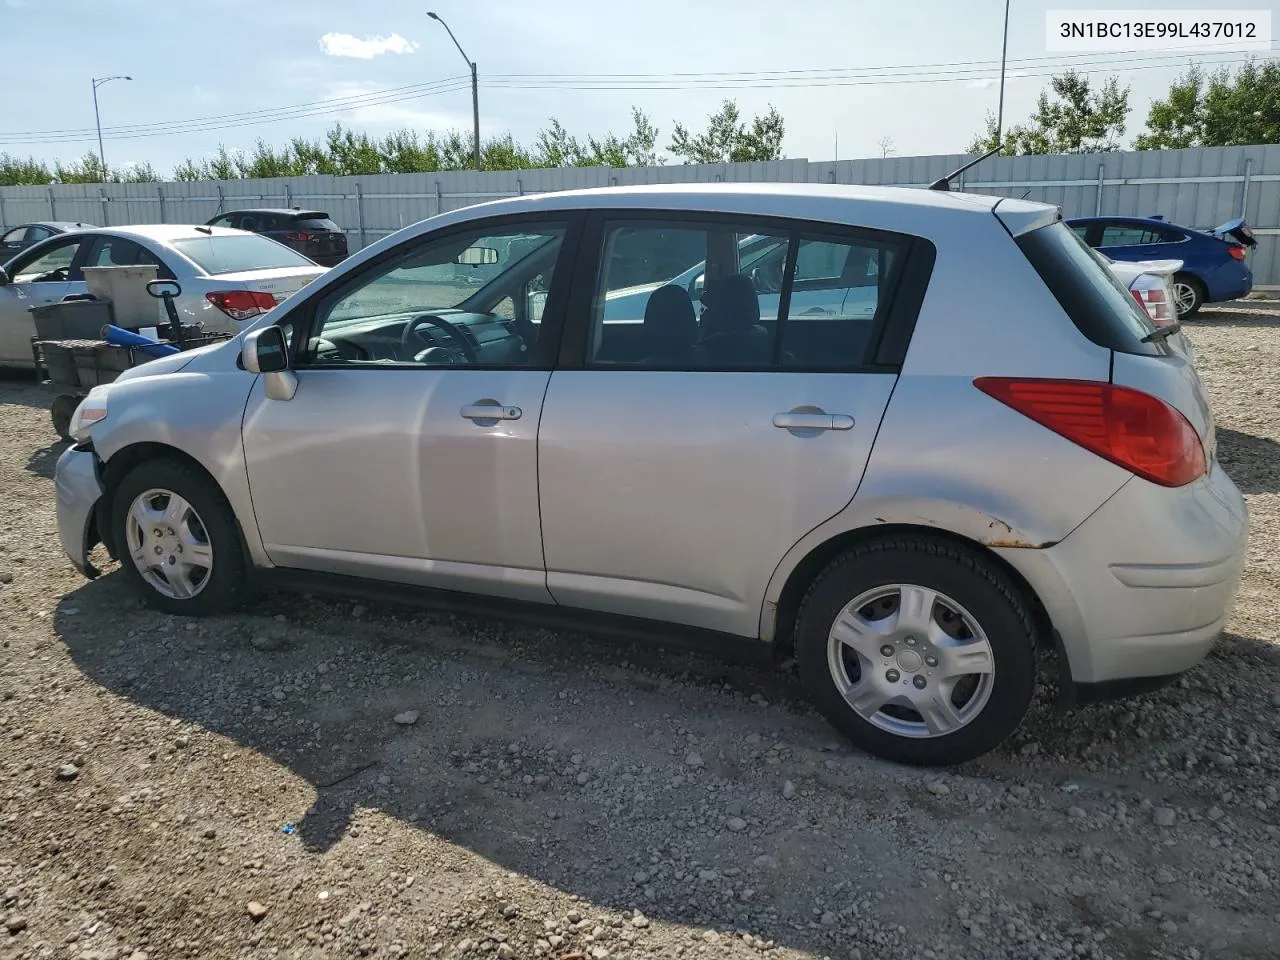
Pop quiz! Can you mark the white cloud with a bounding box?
[319,32,419,59]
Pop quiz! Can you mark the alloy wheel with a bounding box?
[124,488,214,600]
[826,583,996,739]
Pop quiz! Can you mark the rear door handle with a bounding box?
[772,412,855,431]
[461,402,522,421]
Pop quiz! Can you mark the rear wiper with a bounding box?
[1142,321,1182,343]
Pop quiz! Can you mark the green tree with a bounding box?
[533,108,661,167]
[0,153,53,186]
[967,69,1131,155]
[1137,60,1280,149]
[52,152,110,184]
[118,162,159,183]
[1134,66,1207,149]
[669,100,785,163]
[378,129,443,173]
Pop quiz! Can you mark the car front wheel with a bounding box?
[795,535,1038,766]
[111,458,248,616]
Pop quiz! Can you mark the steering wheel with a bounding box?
[400,313,478,364]
[36,266,71,283]
[751,260,784,294]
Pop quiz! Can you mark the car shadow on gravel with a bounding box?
[48,571,1277,955]
[1215,428,1280,494]
[1194,306,1280,328]
[26,437,68,479]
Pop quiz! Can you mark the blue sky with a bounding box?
[1,0,1275,176]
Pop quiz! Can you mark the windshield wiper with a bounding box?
[1142,320,1182,343]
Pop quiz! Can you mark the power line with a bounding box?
[0,47,1272,147]
[479,53,1266,90]
[0,76,471,142]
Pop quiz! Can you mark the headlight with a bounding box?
[69,385,110,442]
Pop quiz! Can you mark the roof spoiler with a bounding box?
[927,145,1001,192]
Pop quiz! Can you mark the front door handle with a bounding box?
[772,411,855,431]
[461,401,522,422]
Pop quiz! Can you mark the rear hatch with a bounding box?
[1212,217,1257,249]
[287,214,348,262]
[1010,217,1217,470]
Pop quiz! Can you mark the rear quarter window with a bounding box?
[1016,221,1161,356]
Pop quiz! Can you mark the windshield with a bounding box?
[295,217,341,232]
[1016,220,1160,356]
[171,234,317,274]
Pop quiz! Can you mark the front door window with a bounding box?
[10,237,86,283]
[303,222,567,367]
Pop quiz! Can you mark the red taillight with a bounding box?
[974,377,1206,487]
[1132,285,1173,326]
[206,290,277,321]
[284,231,311,242]
[1228,245,1246,261]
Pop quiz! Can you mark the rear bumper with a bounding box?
[54,445,105,578]
[1201,261,1253,303]
[997,458,1248,690]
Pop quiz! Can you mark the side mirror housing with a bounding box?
[242,325,289,374]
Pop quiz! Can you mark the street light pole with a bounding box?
[995,0,1011,149]
[92,75,132,179]
[427,11,481,171]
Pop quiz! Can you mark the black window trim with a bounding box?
[557,207,934,374]
[276,210,587,373]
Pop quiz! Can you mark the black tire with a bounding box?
[1173,273,1205,318]
[111,457,249,617]
[794,535,1037,767]
[50,394,79,441]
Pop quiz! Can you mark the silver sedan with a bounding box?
[0,224,328,368]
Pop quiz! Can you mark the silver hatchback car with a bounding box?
[54,183,1248,766]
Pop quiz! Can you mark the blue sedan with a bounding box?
[1065,214,1255,317]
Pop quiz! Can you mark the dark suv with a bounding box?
[205,208,348,267]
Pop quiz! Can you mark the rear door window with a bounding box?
[1017,220,1161,356]
[83,236,147,268]
[586,217,910,370]
[778,236,902,369]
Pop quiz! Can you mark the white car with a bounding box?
[0,225,328,368]
[1104,256,1181,325]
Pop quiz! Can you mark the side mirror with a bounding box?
[0,267,9,286]
[243,325,289,374]
[690,273,704,299]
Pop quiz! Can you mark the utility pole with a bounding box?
[92,75,132,179]
[995,0,1011,149]
[427,12,481,171]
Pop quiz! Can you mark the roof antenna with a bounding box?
[927,144,1002,192]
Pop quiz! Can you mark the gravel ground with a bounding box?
[1,303,1278,960]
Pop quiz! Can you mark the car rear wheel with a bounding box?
[795,535,1037,766]
[1172,274,1205,318]
[112,458,248,616]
